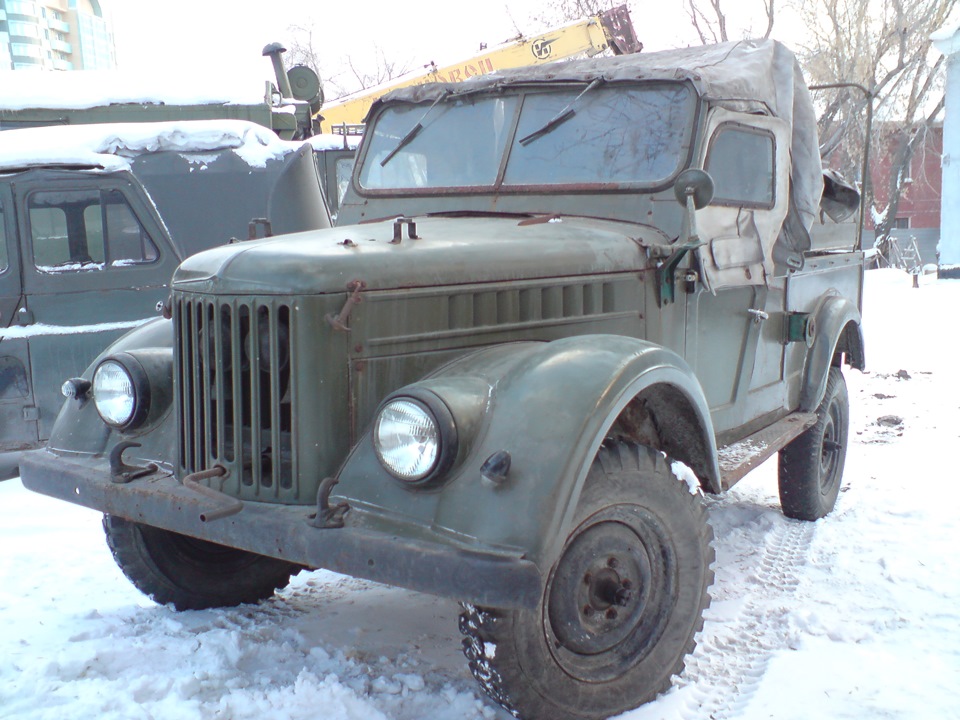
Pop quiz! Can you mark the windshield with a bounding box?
[357,82,695,192]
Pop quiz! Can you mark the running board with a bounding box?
[718,412,817,490]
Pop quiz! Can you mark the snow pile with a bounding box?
[0,70,266,110]
[1,269,958,720]
[0,120,298,172]
[306,134,362,152]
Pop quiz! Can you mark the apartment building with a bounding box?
[0,0,115,70]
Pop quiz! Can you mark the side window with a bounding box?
[705,125,775,207]
[0,200,8,273]
[28,189,158,272]
[102,190,159,266]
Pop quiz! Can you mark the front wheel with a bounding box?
[778,366,849,521]
[460,442,714,720]
[103,515,300,610]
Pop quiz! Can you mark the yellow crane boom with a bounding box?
[318,5,641,134]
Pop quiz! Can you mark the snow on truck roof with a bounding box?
[0,119,297,173]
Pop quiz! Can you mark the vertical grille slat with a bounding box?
[269,309,283,495]
[248,306,263,488]
[174,294,297,502]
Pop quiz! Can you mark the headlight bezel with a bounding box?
[372,389,459,488]
[92,353,151,431]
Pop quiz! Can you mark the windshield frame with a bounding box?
[353,79,701,198]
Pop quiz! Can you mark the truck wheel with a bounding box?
[460,442,714,720]
[778,366,849,521]
[102,515,300,611]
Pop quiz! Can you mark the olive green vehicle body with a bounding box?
[21,41,865,609]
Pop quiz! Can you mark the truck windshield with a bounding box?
[357,82,695,191]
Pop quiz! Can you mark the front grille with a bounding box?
[175,294,299,502]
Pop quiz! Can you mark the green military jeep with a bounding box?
[21,40,865,720]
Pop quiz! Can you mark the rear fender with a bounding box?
[335,335,720,569]
[800,296,864,411]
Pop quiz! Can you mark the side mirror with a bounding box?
[673,168,715,209]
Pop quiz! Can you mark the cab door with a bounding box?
[0,183,38,457]
[684,110,791,440]
[15,174,180,442]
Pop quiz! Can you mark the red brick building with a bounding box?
[865,124,942,264]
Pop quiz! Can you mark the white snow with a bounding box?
[670,460,702,495]
[306,134,362,152]
[1,268,958,720]
[0,318,154,340]
[0,120,299,173]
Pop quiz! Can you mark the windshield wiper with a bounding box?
[380,90,452,168]
[518,78,604,146]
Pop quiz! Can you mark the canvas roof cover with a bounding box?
[374,39,824,259]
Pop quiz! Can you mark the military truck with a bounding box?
[0,120,330,479]
[21,40,865,720]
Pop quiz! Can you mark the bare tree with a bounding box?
[797,0,955,257]
[285,22,323,77]
[338,49,412,96]
[284,23,412,101]
[528,0,620,25]
[684,0,776,44]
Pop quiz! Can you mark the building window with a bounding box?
[893,217,910,230]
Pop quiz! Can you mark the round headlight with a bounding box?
[374,399,440,482]
[93,360,137,427]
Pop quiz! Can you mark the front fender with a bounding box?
[47,317,175,462]
[334,335,719,570]
[800,295,864,411]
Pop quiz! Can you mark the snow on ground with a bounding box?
[1,268,958,720]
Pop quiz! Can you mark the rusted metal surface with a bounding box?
[718,412,818,490]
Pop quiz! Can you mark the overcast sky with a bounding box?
[101,0,697,95]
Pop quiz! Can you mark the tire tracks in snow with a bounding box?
[673,517,816,720]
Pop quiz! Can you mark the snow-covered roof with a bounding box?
[0,70,267,111]
[0,120,298,173]
[305,133,362,152]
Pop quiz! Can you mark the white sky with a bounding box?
[101,0,700,96]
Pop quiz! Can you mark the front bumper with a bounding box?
[20,449,542,609]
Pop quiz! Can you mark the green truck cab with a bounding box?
[21,40,865,720]
[0,120,330,479]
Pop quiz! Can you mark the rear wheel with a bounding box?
[103,515,300,610]
[460,442,714,720]
[778,366,849,521]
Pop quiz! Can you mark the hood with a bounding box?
[172,215,658,295]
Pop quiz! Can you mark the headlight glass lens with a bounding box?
[93,360,137,427]
[374,399,440,481]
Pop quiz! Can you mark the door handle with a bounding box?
[747,308,769,324]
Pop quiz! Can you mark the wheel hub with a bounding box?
[548,518,659,657]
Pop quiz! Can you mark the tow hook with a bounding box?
[326,279,366,332]
[109,441,158,484]
[311,476,349,528]
[182,465,244,522]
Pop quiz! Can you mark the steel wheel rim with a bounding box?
[543,504,677,683]
[819,397,843,497]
